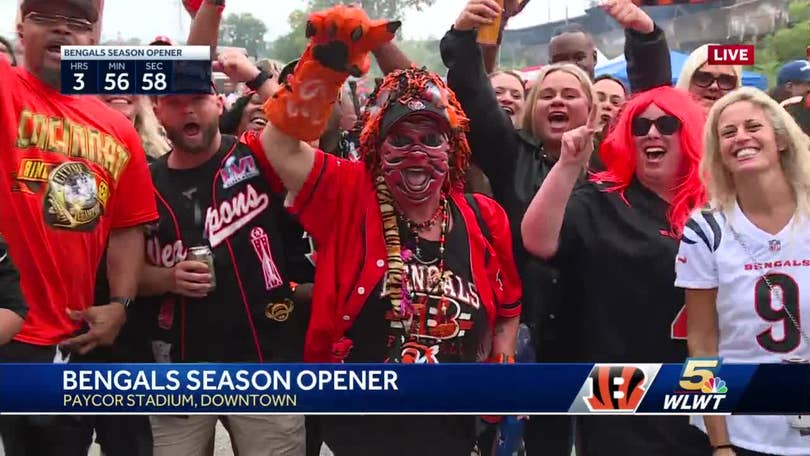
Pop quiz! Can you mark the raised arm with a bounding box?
[260,5,398,200]
[373,42,412,75]
[479,0,531,74]
[521,114,595,259]
[186,0,224,59]
[602,0,671,92]
[441,0,519,195]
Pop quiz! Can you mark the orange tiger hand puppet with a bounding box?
[264,5,400,142]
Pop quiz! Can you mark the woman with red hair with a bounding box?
[521,86,712,455]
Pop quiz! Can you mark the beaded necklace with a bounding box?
[400,197,450,330]
[375,175,454,331]
[398,201,444,233]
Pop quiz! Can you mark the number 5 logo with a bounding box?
[679,358,721,391]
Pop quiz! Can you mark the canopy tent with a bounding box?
[595,50,768,90]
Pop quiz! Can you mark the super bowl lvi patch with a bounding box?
[265,299,294,322]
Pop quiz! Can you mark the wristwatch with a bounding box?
[246,69,271,91]
[110,296,134,310]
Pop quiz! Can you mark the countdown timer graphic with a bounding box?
[60,46,212,96]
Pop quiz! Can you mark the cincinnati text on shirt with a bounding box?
[15,108,131,181]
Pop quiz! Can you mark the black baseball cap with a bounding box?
[278,59,298,84]
[21,0,100,23]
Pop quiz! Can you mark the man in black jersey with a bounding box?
[136,48,307,455]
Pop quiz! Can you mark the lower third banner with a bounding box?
[0,361,806,414]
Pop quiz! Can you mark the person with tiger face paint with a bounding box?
[260,6,522,454]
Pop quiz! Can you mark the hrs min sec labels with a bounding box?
[60,45,213,96]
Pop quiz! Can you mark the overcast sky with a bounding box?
[0,0,587,43]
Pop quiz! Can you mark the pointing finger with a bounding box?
[586,104,599,131]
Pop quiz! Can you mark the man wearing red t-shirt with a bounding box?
[0,0,157,453]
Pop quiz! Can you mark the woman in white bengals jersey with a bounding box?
[676,87,810,456]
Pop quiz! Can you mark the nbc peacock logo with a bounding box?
[701,377,728,394]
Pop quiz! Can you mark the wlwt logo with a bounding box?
[708,45,755,66]
[663,358,728,412]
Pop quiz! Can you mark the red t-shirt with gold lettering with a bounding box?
[0,58,158,346]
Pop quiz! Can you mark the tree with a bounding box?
[751,0,810,86]
[269,10,309,64]
[219,12,268,58]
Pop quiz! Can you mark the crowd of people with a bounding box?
[0,0,808,455]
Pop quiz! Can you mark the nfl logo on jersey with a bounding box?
[769,240,781,252]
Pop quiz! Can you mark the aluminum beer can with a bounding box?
[187,245,216,291]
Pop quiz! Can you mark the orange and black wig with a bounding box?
[359,67,472,192]
[594,86,707,236]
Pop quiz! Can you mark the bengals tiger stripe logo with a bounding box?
[584,365,647,412]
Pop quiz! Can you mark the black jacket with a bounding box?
[440,26,672,361]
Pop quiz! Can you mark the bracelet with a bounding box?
[246,69,271,91]
[712,444,733,450]
[110,296,134,310]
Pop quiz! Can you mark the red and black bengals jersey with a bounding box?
[345,201,489,364]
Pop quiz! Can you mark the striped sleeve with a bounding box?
[674,209,722,289]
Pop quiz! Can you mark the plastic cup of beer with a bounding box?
[477,0,504,46]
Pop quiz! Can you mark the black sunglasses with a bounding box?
[691,71,737,90]
[631,115,681,136]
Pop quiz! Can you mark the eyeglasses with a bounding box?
[691,71,737,90]
[631,115,681,136]
[24,12,94,33]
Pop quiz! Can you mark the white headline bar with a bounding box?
[61,46,210,61]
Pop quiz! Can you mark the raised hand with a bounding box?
[182,0,203,17]
[264,4,399,142]
[504,0,531,20]
[454,0,502,32]
[601,0,654,34]
[559,106,598,168]
[215,48,260,83]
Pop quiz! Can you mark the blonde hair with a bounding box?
[133,96,170,159]
[702,87,810,219]
[676,44,743,91]
[521,63,594,139]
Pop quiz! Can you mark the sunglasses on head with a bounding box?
[24,12,94,33]
[691,71,737,90]
[631,115,681,136]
